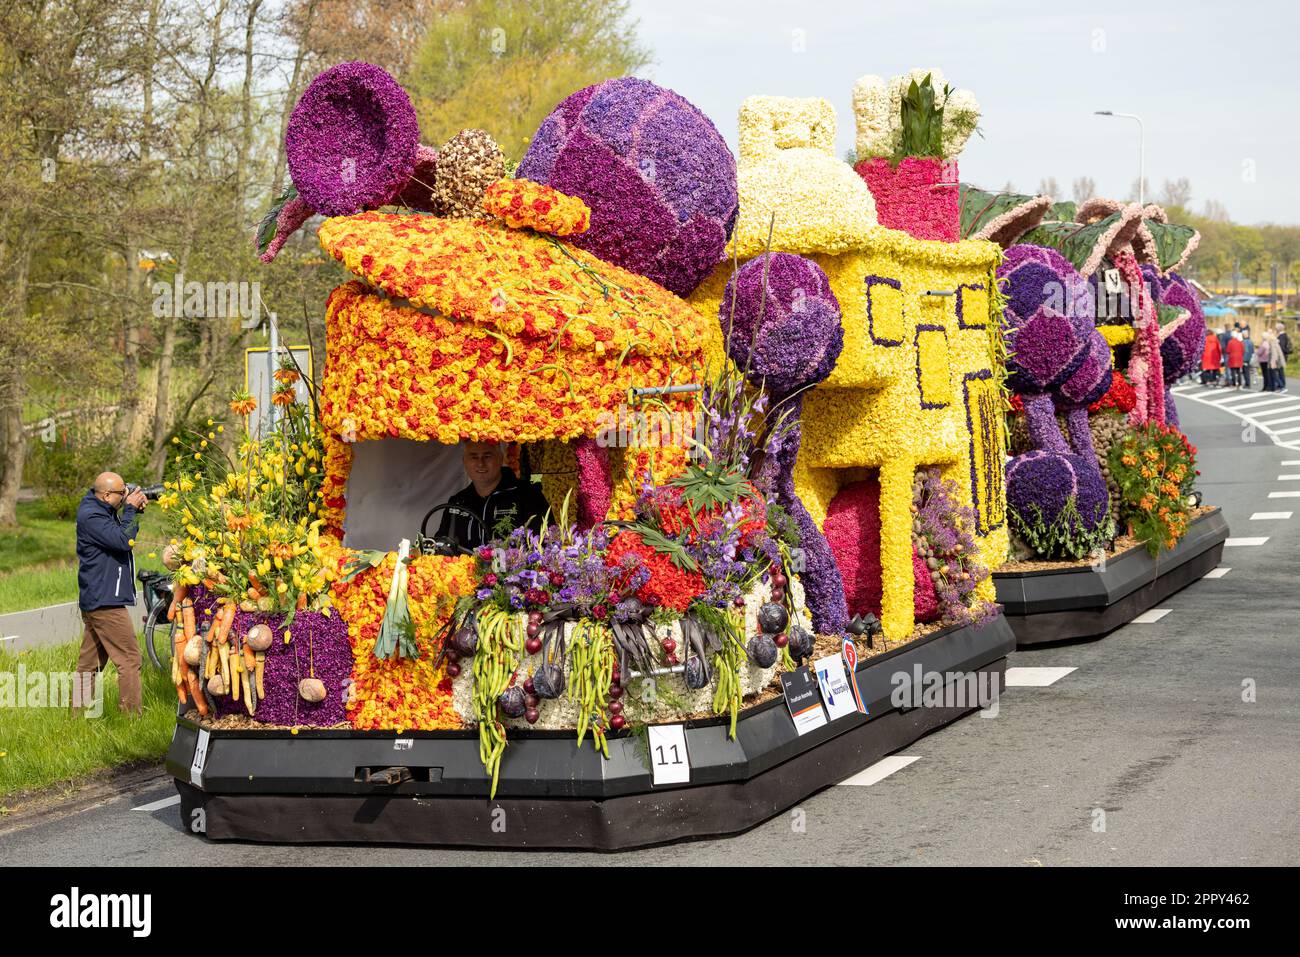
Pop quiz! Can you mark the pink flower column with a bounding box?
[573,437,613,530]
[855,157,960,241]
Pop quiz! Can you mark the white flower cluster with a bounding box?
[852,68,981,161]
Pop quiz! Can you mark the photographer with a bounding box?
[74,472,149,716]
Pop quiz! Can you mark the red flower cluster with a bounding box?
[1089,371,1137,414]
[645,483,767,547]
[605,530,705,613]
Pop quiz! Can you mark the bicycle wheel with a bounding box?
[144,602,176,672]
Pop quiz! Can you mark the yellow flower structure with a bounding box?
[692,94,1009,641]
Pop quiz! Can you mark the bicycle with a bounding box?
[138,569,177,671]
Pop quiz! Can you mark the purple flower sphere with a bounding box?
[1147,268,1207,382]
[1006,450,1110,535]
[517,77,738,296]
[999,244,1098,395]
[286,61,420,217]
[721,253,844,395]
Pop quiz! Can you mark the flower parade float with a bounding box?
[973,195,1228,645]
[165,64,1018,851]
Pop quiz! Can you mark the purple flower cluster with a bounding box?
[517,77,738,296]
[477,525,624,614]
[1006,450,1110,536]
[191,588,351,727]
[285,61,420,217]
[912,469,996,627]
[720,253,845,396]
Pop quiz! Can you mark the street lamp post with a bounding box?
[1094,111,1145,205]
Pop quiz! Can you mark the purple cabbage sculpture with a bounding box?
[999,244,1113,543]
[722,254,846,634]
[517,77,738,297]
[285,61,421,217]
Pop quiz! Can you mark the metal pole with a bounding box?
[267,312,278,432]
[1094,111,1145,204]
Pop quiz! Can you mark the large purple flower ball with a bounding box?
[286,62,420,217]
[999,244,1099,395]
[517,77,738,297]
[1006,450,1110,535]
[720,253,843,395]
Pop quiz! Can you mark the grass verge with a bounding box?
[0,636,176,800]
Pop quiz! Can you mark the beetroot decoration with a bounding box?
[517,77,738,296]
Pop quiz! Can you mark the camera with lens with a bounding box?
[125,483,165,502]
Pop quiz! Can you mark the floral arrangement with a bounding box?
[1006,451,1113,560]
[481,178,591,236]
[728,95,878,259]
[910,468,995,626]
[285,61,421,218]
[852,68,981,163]
[517,76,738,297]
[429,129,505,218]
[317,211,705,447]
[691,130,1010,639]
[1108,424,1198,555]
[851,70,979,242]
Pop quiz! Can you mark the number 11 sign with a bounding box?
[647,724,691,785]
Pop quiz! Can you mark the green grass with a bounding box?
[0,636,176,799]
[0,502,170,615]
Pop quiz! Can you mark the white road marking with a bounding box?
[1202,567,1231,579]
[1225,537,1269,546]
[1004,666,1077,687]
[1170,388,1300,451]
[132,795,181,813]
[1131,608,1172,624]
[1283,460,1300,466]
[1269,491,1300,498]
[1207,391,1266,405]
[838,755,921,786]
[1278,475,1300,480]
[1273,429,1300,437]
[1250,511,1293,520]
[1258,415,1300,427]
[1230,398,1299,413]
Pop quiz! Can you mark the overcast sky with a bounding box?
[625,0,1298,225]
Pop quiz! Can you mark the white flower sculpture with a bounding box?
[852,68,980,162]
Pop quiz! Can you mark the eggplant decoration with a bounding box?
[679,607,725,687]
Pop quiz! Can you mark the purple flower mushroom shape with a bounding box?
[999,245,1113,537]
[721,253,847,633]
[517,77,738,297]
[1145,267,1207,429]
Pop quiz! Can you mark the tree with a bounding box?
[1127,176,1151,203]
[1036,177,1060,199]
[405,0,651,159]
[1072,176,1096,203]
[1158,177,1192,211]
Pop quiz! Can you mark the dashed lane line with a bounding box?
[1202,567,1231,578]
[1250,512,1293,520]
[1004,666,1077,687]
[1132,608,1172,624]
[838,755,921,786]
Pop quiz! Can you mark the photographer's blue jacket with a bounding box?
[76,489,139,611]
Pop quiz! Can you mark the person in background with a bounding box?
[1218,323,1232,386]
[1271,324,1289,394]
[1225,329,1244,388]
[1257,331,1275,392]
[1241,327,1254,390]
[1201,329,1222,386]
[75,472,148,716]
[1277,323,1292,394]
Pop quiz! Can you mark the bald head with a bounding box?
[93,472,127,505]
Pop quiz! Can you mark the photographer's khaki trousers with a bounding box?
[76,606,142,715]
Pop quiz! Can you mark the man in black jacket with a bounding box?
[1277,323,1292,393]
[75,473,148,715]
[435,442,548,549]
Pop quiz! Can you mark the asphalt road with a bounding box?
[2,392,1297,866]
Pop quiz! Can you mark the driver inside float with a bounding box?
[434,440,549,549]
